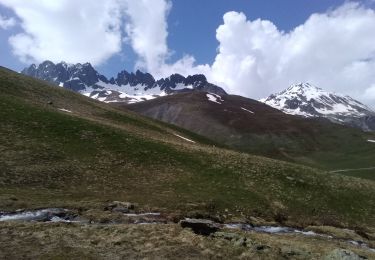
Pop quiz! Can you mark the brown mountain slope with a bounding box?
[122,91,375,177]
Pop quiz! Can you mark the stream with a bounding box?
[0,208,374,252]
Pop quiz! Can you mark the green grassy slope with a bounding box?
[0,67,374,229]
[125,92,375,180]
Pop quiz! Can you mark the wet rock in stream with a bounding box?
[179,218,220,236]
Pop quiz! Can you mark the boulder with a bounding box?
[323,249,367,260]
[180,219,220,236]
[105,201,136,213]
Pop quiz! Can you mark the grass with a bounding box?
[0,222,374,260]
[0,66,375,231]
[339,169,375,180]
[126,92,375,181]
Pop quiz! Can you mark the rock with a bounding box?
[105,201,136,212]
[111,207,130,213]
[280,247,311,259]
[255,245,271,252]
[213,231,240,241]
[233,237,247,247]
[180,219,220,236]
[185,211,223,223]
[213,232,249,247]
[22,61,227,102]
[323,249,367,260]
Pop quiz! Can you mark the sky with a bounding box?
[1,0,375,105]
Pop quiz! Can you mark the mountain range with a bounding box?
[21,60,226,103]
[22,61,375,132]
[122,91,375,174]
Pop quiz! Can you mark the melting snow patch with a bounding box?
[59,82,64,87]
[123,213,161,217]
[58,108,72,113]
[206,93,223,104]
[173,133,196,143]
[241,107,254,114]
[367,139,375,143]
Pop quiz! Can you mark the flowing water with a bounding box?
[1,208,374,252]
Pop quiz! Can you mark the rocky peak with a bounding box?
[261,82,375,131]
[116,70,155,87]
[22,60,227,104]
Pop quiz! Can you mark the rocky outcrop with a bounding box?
[323,249,367,260]
[261,83,375,131]
[21,61,227,103]
[179,219,220,236]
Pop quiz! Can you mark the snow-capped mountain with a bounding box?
[261,83,375,131]
[21,61,226,103]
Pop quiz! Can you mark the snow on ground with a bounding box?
[81,81,169,103]
[206,93,224,104]
[58,108,72,113]
[368,139,375,143]
[173,133,196,143]
[241,107,254,114]
[91,93,99,99]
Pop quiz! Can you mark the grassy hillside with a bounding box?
[125,92,375,180]
[0,67,374,231]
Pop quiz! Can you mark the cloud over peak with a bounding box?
[0,0,124,65]
[123,0,171,73]
[1,1,375,105]
[176,2,375,104]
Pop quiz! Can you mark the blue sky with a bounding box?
[166,0,345,65]
[0,0,349,75]
[1,0,375,104]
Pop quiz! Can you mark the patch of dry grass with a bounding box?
[0,222,374,259]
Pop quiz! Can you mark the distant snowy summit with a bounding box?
[21,60,226,104]
[261,83,375,131]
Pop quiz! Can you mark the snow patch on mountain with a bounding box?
[22,61,227,104]
[261,83,375,131]
[58,108,72,113]
[206,93,224,104]
[241,107,254,114]
[261,83,372,118]
[173,133,196,143]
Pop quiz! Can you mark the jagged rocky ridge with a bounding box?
[261,83,375,131]
[22,60,227,103]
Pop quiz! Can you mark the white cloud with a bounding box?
[123,0,171,74]
[0,14,15,29]
[0,0,176,71]
[1,1,375,106]
[0,0,125,65]
[158,2,375,105]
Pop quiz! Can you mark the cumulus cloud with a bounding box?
[123,0,171,74]
[145,2,375,105]
[0,0,175,70]
[0,0,125,65]
[0,14,16,29]
[162,2,375,105]
[1,1,375,105]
